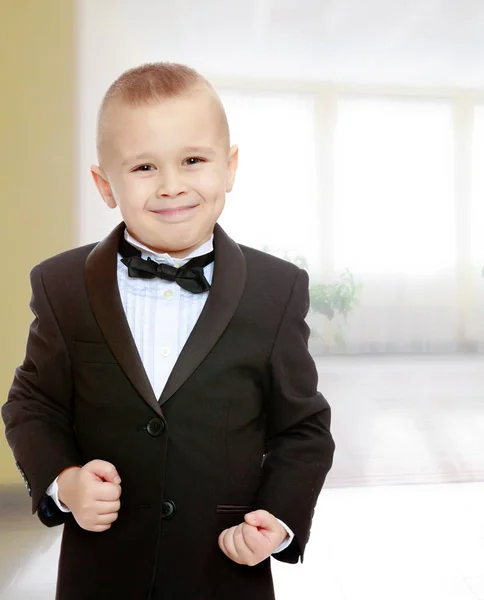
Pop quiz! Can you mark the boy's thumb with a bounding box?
[85,459,121,484]
[244,510,273,530]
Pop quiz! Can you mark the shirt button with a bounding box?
[163,289,173,299]
[161,347,170,357]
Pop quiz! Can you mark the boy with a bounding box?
[2,62,334,600]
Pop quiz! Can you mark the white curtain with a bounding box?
[332,96,458,353]
[471,105,484,266]
[470,105,484,352]
[218,89,320,272]
[217,91,484,354]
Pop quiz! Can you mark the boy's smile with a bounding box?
[150,203,200,222]
[91,86,238,258]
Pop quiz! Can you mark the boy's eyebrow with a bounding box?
[121,153,154,167]
[182,146,216,156]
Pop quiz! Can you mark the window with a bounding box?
[334,97,455,274]
[471,105,484,265]
[217,90,319,268]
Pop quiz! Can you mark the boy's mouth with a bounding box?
[150,205,198,221]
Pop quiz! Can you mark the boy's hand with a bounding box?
[218,510,288,566]
[57,459,122,533]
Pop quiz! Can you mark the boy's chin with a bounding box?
[134,222,214,256]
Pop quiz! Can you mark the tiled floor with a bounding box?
[1,354,484,599]
[319,354,484,487]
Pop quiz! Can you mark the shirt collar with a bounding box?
[123,229,214,267]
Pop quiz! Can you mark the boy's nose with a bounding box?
[156,170,187,198]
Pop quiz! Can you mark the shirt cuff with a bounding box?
[272,518,295,554]
[46,477,71,513]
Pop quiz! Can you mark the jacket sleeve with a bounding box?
[1,265,82,526]
[253,268,335,564]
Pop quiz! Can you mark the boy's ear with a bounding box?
[91,165,117,209]
[226,145,239,193]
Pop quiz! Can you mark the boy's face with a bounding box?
[92,89,238,257]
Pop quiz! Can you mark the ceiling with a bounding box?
[113,0,484,89]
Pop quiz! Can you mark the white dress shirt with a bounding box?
[46,230,294,553]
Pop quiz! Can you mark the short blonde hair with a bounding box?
[97,62,229,155]
[101,62,210,107]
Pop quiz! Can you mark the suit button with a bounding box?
[161,500,176,519]
[147,418,165,436]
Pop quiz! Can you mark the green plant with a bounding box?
[309,269,362,349]
[309,269,362,322]
[260,246,362,348]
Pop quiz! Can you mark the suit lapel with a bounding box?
[85,222,162,416]
[159,223,247,406]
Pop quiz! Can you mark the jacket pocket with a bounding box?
[216,505,253,514]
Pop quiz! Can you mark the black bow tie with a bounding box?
[118,236,214,294]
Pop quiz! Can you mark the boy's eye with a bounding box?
[184,157,205,166]
[134,164,154,172]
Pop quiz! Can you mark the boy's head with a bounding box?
[91,62,238,257]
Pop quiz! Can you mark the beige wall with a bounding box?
[0,2,76,484]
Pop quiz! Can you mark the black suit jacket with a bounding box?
[2,223,334,600]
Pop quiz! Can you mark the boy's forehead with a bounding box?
[98,90,229,161]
